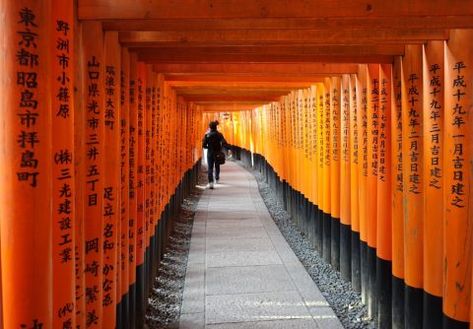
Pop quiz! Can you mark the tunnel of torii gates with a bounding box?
[1,1,473,329]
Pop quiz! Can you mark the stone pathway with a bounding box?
[179,161,343,329]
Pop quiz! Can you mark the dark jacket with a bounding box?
[202,130,227,157]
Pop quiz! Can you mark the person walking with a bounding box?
[202,121,227,189]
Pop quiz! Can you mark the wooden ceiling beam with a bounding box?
[154,63,358,74]
[201,104,269,112]
[79,0,473,20]
[103,17,473,31]
[182,95,281,102]
[137,45,402,63]
[175,89,297,97]
[119,29,447,46]
[164,74,326,83]
[197,101,270,111]
[168,81,314,89]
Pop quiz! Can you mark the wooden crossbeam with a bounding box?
[167,81,313,89]
[154,63,358,74]
[196,101,270,111]
[164,74,326,83]
[80,0,473,20]
[137,45,402,63]
[103,17,473,31]
[183,94,281,102]
[119,29,447,46]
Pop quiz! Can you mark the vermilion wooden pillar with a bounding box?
[52,1,76,328]
[422,41,444,329]
[391,56,405,329]
[103,30,121,328]
[74,19,87,329]
[366,63,380,319]
[340,74,351,282]
[135,61,147,328]
[443,29,472,329]
[357,65,369,305]
[349,74,361,292]
[1,2,53,328]
[128,52,138,329]
[316,83,325,256]
[120,46,131,329]
[376,64,393,329]
[401,44,424,329]
[330,76,341,271]
[81,21,105,329]
[322,78,332,264]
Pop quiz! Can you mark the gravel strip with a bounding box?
[145,172,206,329]
[245,164,376,329]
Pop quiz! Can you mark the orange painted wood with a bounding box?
[366,64,379,249]
[145,65,153,254]
[422,41,444,298]
[340,75,351,226]
[168,81,314,89]
[401,44,424,290]
[103,17,473,32]
[120,47,130,300]
[81,21,105,328]
[136,61,147,268]
[391,57,404,280]
[119,29,447,46]
[309,86,319,207]
[349,74,360,233]
[79,0,473,20]
[137,45,401,63]
[184,95,281,102]
[322,78,331,217]
[154,63,358,75]
[128,52,138,287]
[102,31,121,327]
[330,77,341,220]
[376,64,392,261]
[74,21,87,329]
[1,2,53,328]
[52,1,76,328]
[164,75,325,83]
[357,65,368,244]
[317,83,326,215]
[443,29,473,323]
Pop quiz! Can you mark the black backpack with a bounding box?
[215,151,226,165]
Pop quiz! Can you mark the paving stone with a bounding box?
[205,226,268,240]
[206,291,312,324]
[180,162,339,329]
[205,318,318,329]
[206,265,295,295]
[179,312,205,329]
[206,250,282,267]
[206,237,274,253]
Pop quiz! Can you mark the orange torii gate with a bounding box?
[1,2,202,329]
[1,1,473,329]
[224,33,473,328]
